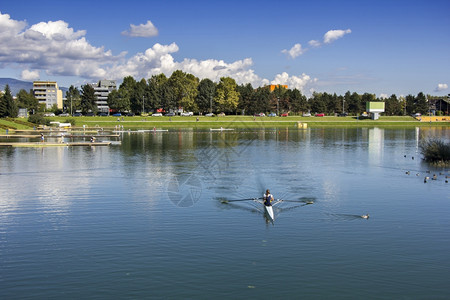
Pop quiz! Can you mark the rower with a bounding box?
[263,189,274,206]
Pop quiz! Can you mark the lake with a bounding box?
[1,126,449,299]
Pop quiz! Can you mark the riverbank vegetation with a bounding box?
[420,138,450,166]
[1,71,446,121]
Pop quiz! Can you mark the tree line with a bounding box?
[0,70,434,117]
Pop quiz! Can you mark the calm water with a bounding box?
[1,127,449,299]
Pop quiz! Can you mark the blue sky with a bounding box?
[0,0,449,97]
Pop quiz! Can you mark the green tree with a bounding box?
[405,94,415,115]
[347,92,362,114]
[168,70,199,112]
[271,86,289,114]
[197,78,216,113]
[321,92,337,114]
[215,77,239,113]
[0,91,6,117]
[289,89,308,114]
[0,85,18,117]
[16,89,39,113]
[236,83,254,115]
[107,89,131,112]
[147,74,168,111]
[310,92,327,114]
[80,84,97,114]
[130,78,147,114]
[385,94,402,115]
[249,87,271,114]
[118,76,136,112]
[65,85,81,115]
[415,92,428,114]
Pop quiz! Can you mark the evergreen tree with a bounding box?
[118,76,136,113]
[147,74,168,111]
[289,89,308,114]
[310,92,327,114]
[385,94,402,115]
[0,85,18,117]
[405,94,415,115]
[250,87,271,114]
[197,78,216,113]
[17,89,39,113]
[415,92,429,114]
[130,78,147,114]
[107,89,130,112]
[0,91,6,117]
[271,86,288,113]
[66,85,81,115]
[80,84,97,114]
[236,83,254,115]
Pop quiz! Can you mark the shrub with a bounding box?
[420,138,450,165]
[64,118,76,126]
[28,114,50,126]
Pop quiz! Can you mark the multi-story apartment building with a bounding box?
[90,80,116,113]
[33,81,63,109]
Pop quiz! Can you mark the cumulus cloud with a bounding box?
[0,12,317,94]
[21,69,40,81]
[0,11,123,80]
[308,40,321,47]
[30,20,86,40]
[379,93,389,99]
[435,83,448,92]
[281,43,305,59]
[271,72,317,91]
[283,29,351,59]
[122,20,158,37]
[0,11,27,36]
[323,29,351,44]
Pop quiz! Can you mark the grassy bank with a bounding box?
[1,115,449,132]
[56,115,450,129]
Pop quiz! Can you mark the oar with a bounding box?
[278,199,314,204]
[221,198,262,203]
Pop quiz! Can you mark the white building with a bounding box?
[33,81,63,109]
[90,80,116,113]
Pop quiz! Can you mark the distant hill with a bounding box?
[0,78,69,96]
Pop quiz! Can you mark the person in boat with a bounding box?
[263,189,274,206]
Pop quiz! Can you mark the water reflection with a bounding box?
[368,127,384,164]
[1,127,449,299]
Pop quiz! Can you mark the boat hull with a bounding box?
[264,205,274,220]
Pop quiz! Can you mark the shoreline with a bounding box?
[1,116,449,132]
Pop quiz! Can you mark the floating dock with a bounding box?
[0,142,112,147]
[210,128,234,131]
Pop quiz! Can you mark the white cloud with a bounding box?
[435,83,448,92]
[283,29,351,60]
[0,12,123,80]
[0,12,317,94]
[271,72,317,92]
[379,93,389,99]
[21,69,40,81]
[122,20,158,37]
[0,11,26,37]
[308,40,321,47]
[281,43,305,59]
[30,20,86,40]
[323,29,351,44]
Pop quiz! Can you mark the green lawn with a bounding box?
[1,115,448,132]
